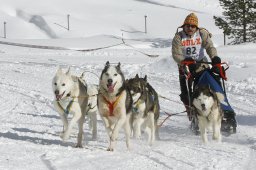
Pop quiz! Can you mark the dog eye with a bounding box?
[105,73,109,76]
[114,73,117,76]
[54,83,57,86]
[62,83,65,86]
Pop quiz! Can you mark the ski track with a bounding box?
[0,50,255,170]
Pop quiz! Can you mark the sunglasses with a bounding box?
[185,24,197,28]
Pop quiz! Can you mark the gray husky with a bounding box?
[52,67,97,147]
[98,61,132,151]
[192,85,223,143]
[126,74,160,145]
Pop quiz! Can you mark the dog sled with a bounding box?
[181,59,237,135]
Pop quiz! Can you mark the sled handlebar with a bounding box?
[181,60,229,80]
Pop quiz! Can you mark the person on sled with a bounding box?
[171,13,237,133]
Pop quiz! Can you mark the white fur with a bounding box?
[193,92,222,143]
[52,68,97,147]
[98,64,131,151]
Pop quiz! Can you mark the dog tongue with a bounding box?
[108,84,114,93]
[56,95,61,100]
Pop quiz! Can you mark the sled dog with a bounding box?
[52,67,97,147]
[98,61,132,151]
[192,85,223,143]
[126,74,160,145]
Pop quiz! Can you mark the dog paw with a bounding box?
[135,135,141,139]
[60,133,69,141]
[75,144,83,148]
[110,135,117,141]
[91,136,97,141]
[107,147,114,151]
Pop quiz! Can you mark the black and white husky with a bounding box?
[192,85,224,143]
[52,67,97,147]
[98,61,133,151]
[126,74,160,145]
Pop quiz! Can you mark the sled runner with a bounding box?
[181,60,237,135]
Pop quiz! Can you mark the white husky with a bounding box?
[52,67,97,147]
[98,61,133,151]
[192,85,223,143]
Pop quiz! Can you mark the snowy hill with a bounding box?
[0,0,256,170]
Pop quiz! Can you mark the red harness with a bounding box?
[103,92,123,116]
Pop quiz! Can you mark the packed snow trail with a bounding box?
[0,45,255,169]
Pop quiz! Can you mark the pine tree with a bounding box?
[214,0,256,44]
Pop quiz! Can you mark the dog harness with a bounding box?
[102,92,124,116]
[57,98,75,115]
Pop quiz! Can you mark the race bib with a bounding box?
[181,30,204,60]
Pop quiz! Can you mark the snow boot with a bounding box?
[221,110,237,134]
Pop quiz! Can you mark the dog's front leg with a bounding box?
[101,116,112,137]
[108,115,126,151]
[61,104,82,141]
[133,118,143,139]
[198,117,208,143]
[53,101,68,132]
[212,119,222,142]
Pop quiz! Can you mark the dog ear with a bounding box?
[105,61,110,67]
[66,67,71,75]
[144,75,147,81]
[215,92,228,106]
[80,71,86,79]
[208,85,214,94]
[135,74,139,79]
[56,67,63,75]
[125,79,129,85]
[117,62,121,69]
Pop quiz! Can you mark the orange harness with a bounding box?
[103,92,123,116]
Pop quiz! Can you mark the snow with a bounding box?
[0,0,255,170]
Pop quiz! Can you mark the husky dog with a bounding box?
[98,61,132,151]
[52,67,97,147]
[126,74,160,145]
[192,85,223,143]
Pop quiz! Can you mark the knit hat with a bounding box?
[182,13,198,27]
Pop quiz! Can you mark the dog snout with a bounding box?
[201,104,206,110]
[108,79,113,84]
[55,90,59,95]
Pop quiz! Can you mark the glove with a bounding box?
[211,56,226,79]
[212,56,221,65]
[182,57,196,73]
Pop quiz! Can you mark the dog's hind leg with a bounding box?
[148,112,155,146]
[124,113,132,150]
[76,112,86,148]
[155,121,160,140]
[89,111,97,140]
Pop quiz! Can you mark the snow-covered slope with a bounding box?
[0,0,223,43]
